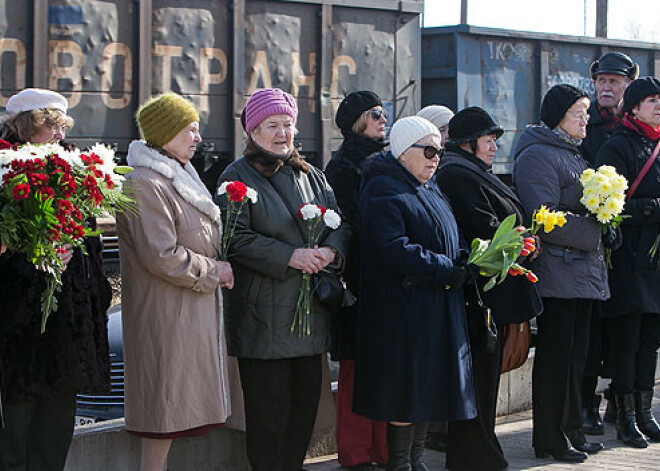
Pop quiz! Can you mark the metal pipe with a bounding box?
[596,0,608,38]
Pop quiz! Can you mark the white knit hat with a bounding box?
[417,105,454,129]
[5,88,68,115]
[389,116,440,158]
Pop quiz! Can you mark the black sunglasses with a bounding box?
[409,144,445,159]
[369,108,388,121]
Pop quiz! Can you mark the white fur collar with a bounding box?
[127,141,222,233]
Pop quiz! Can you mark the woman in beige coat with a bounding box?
[117,93,234,471]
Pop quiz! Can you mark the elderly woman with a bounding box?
[417,104,454,146]
[513,84,610,463]
[436,106,542,471]
[354,116,476,471]
[117,93,233,471]
[215,88,348,471]
[0,89,111,470]
[596,77,660,448]
[324,90,388,471]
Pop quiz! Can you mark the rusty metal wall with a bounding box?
[0,0,423,189]
[422,25,660,175]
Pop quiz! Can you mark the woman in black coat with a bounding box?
[436,107,542,471]
[324,91,388,470]
[354,116,476,471]
[596,77,660,448]
[513,85,610,463]
[0,89,111,471]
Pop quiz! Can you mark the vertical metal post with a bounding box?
[654,51,660,78]
[232,0,246,160]
[596,0,608,38]
[33,0,49,88]
[539,40,550,111]
[460,0,468,25]
[138,0,153,105]
[319,3,333,166]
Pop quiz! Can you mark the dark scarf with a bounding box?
[444,142,491,172]
[243,138,310,177]
[339,131,388,166]
[623,115,660,141]
[598,103,623,131]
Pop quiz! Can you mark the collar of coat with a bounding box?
[127,141,222,228]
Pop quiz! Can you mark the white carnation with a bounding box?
[323,209,341,229]
[300,203,322,220]
[246,187,258,204]
[216,181,229,196]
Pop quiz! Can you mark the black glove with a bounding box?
[603,225,623,251]
[446,263,480,290]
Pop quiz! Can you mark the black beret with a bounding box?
[335,91,382,133]
[448,106,503,144]
[623,77,660,113]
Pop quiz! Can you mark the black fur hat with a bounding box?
[448,106,503,145]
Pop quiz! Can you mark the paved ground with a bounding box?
[306,388,660,470]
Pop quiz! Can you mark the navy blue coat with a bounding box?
[353,153,476,423]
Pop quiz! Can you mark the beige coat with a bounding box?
[117,141,230,433]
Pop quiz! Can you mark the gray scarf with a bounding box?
[543,122,583,147]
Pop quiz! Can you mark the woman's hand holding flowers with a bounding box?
[289,247,326,274]
[217,261,234,289]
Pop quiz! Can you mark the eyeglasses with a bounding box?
[369,108,388,121]
[569,112,590,123]
[409,144,445,159]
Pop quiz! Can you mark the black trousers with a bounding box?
[0,391,77,471]
[605,313,660,394]
[533,298,591,451]
[446,331,508,471]
[238,354,322,471]
[581,301,605,405]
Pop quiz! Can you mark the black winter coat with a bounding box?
[580,102,619,166]
[436,147,542,325]
[353,153,476,423]
[596,125,660,317]
[324,131,387,360]
[0,238,111,403]
[0,132,111,404]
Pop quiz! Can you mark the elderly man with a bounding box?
[580,51,638,438]
[581,52,639,165]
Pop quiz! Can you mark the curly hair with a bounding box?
[6,107,74,143]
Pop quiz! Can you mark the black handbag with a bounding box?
[313,268,357,311]
[465,281,498,354]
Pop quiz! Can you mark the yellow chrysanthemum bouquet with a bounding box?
[579,165,628,266]
[467,206,566,291]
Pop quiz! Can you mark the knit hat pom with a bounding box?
[242,88,298,134]
[417,105,454,129]
[540,84,588,129]
[389,116,440,158]
[137,93,199,147]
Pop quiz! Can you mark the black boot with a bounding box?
[387,424,413,471]
[615,393,648,448]
[603,388,617,424]
[410,423,430,471]
[581,394,604,435]
[635,390,660,442]
[566,429,604,454]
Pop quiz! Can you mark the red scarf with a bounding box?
[623,115,660,141]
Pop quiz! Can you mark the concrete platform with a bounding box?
[306,386,660,470]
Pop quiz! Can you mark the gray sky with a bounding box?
[424,0,660,42]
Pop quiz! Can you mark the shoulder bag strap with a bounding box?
[627,140,660,199]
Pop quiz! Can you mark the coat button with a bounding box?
[600,289,606,297]
[599,255,604,261]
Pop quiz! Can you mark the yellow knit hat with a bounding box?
[136,93,199,147]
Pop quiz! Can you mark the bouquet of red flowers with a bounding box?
[216,180,258,261]
[0,140,134,332]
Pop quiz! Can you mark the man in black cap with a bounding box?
[581,52,639,165]
[580,51,638,438]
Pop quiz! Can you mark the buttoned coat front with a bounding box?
[117,141,230,433]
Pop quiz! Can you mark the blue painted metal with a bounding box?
[422,25,660,174]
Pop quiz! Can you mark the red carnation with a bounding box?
[11,183,30,201]
[226,181,248,202]
[37,186,55,200]
[0,139,13,149]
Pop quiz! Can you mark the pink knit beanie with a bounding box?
[241,88,298,134]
